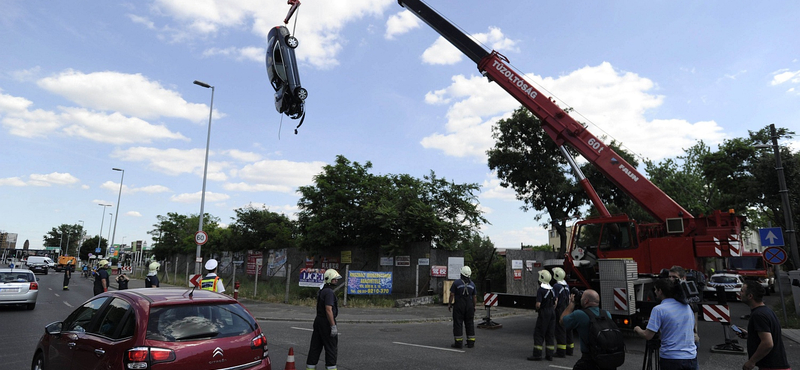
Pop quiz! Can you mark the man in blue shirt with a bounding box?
[634,278,697,370]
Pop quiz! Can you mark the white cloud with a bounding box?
[420,62,727,161]
[27,172,80,187]
[385,10,419,39]
[224,149,262,162]
[0,177,28,186]
[126,211,143,217]
[146,0,395,69]
[0,92,62,137]
[481,176,518,201]
[771,69,800,89]
[170,191,230,203]
[111,147,230,181]
[60,107,189,144]
[421,27,517,65]
[127,14,156,30]
[9,66,41,82]
[203,46,265,62]
[227,159,327,194]
[37,70,216,122]
[99,181,171,195]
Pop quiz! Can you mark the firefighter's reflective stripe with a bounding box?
[201,276,220,292]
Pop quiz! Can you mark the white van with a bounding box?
[26,256,55,269]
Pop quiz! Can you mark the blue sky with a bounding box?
[1,0,799,251]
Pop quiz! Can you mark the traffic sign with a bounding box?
[764,246,788,265]
[189,274,202,287]
[759,227,785,247]
[194,230,209,245]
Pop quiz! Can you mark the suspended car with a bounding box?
[266,25,306,120]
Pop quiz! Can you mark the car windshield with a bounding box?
[0,272,33,282]
[146,303,258,342]
[728,256,765,270]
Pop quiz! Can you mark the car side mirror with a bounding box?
[45,322,63,336]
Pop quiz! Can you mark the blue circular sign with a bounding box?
[764,246,788,265]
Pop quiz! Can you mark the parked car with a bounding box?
[28,263,49,275]
[266,25,306,119]
[0,268,39,310]
[31,288,271,370]
[704,273,744,302]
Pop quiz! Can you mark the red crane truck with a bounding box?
[398,0,745,327]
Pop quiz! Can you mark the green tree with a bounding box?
[487,108,584,255]
[463,234,505,293]
[79,235,106,261]
[644,141,713,217]
[228,205,297,252]
[297,155,486,255]
[43,223,85,256]
[149,212,221,260]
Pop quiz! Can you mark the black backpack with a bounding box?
[583,308,625,369]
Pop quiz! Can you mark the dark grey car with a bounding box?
[266,25,306,119]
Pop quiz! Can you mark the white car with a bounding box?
[0,268,39,310]
[704,273,744,302]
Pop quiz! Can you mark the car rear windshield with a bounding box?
[711,276,740,284]
[0,272,34,282]
[146,303,258,342]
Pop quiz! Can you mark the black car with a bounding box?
[266,25,306,119]
[28,263,49,275]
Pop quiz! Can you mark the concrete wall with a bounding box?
[505,250,560,296]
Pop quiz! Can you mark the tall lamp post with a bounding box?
[97,204,111,256]
[193,79,215,276]
[77,220,84,257]
[110,168,124,253]
[754,123,799,268]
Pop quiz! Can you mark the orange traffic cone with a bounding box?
[285,347,296,370]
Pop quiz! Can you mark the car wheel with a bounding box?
[31,351,44,370]
[27,302,36,310]
[286,36,299,49]
[295,87,308,101]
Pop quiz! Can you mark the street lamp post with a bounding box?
[755,123,799,268]
[107,213,113,256]
[110,168,124,253]
[77,220,84,256]
[97,204,111,256]
[193,79,215,276]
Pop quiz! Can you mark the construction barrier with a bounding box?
[702,304,730,323]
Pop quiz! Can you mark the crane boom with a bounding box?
[399,0,692,223]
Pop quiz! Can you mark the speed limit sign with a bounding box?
[195,230,209,245]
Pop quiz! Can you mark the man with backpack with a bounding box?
[634,278,697,370]
[560,289,625,370]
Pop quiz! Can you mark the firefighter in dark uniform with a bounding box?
[552,267,574,357]
[529,269,557,361]
[306,269,341,370]
[448,266,477,348]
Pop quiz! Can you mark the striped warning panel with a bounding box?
[484,293,498,307]
[702,304,730,323]
[613,288,628,311]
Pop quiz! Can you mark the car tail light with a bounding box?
[251,333,269,359]
[30,282,38,290]
[124,347,175,369]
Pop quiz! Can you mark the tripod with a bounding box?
[642,338,661,370]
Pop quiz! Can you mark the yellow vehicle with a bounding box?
[55,256,77,272]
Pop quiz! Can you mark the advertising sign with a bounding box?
[512,260,523,269]
[246,251,264,275]
[514,269,522,280]
[431,265,447,277]
[347,270,393,295]
[395,256,410,267]
[322,257,340,270]
[418,258,430,266]
[341,251,352,264]
[380,257,394,266]
[447,257,464,280]
[299,268,326,287]
[267,249,287,277]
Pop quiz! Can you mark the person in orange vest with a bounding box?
[201,259,225,293]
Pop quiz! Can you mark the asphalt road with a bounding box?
[2,271,798,370]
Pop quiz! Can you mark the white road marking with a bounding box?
[64,301,73,307]
[393,342,464,353]
[548,365,572,369]
[54,293,60,297]
[291,327,313,332]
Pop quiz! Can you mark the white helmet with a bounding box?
[538,269,552,285]
[460,266,472,278]
[148,261,161,273]
[324,269,342,284]
[552,267,566,282]
[204,259,218,271]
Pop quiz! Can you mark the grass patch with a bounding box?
[772,292,800,329]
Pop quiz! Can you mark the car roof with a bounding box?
[105,287,237,307]
[0,268,32,272]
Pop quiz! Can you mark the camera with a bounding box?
[571,287,584,309]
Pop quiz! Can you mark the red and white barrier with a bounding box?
[702,304,730,323]
[484,293,498,307]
